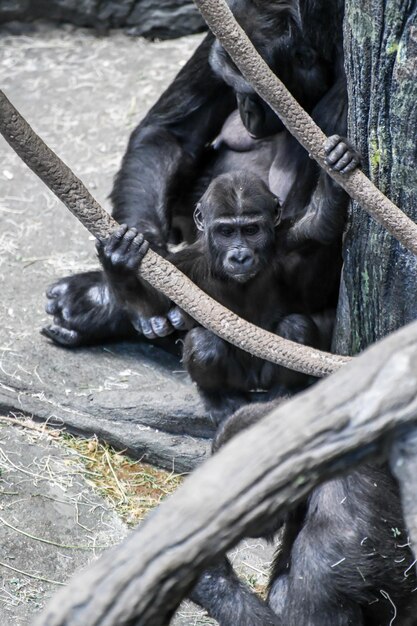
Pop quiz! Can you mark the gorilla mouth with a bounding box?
[227,269,259,283]
[222,257,261,283]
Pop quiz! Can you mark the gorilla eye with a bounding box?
[219,225,234,237]
[243,224,260,236]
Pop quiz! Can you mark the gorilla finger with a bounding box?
[103,224,130,255]
[105,223,128,244]
[324,134,341,155]
[121,227,139,245]
[332,151,356,172]
[125,237,149,269]
[45,298,60,315]
[60,306,74,323]
[150,316,175,337]
[130,233,147,250]
[325,142,349,167]
[110,229,140,262]
[140,318,157,339]
[41,325,81,347]
[341,158,358,174]
[114,223,130,239]
[167,306,188,330]
[113,226,138,251]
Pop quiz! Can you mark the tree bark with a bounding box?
[335,0,417,355]
[335,0,417,573]
[34,319,417,626]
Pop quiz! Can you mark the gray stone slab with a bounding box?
[0,27,212,472]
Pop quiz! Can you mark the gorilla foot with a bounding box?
[43,271,132,347]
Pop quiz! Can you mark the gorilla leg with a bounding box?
[183,327,251,424]
[269,467,417,625]
[259,311,334,393]
[269,500,365,626]
[190,559,281,626]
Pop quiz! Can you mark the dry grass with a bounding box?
[59,432,184,526]
[0,414,183,527]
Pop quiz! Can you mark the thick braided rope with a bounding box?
[0,90,349,377]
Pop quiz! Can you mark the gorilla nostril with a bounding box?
[230,250,253,267]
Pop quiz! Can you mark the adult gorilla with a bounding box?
[42,0,346,347]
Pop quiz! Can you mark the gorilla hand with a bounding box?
[96,225,191,340]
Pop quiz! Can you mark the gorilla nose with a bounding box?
[230,249,253,268]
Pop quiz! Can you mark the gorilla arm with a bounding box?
[286,135,361,247]
[111,33,235,252]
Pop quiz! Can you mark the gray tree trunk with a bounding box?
[335,0,417,356]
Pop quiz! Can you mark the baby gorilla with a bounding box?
[97,169,338,423]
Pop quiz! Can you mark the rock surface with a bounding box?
[0,1,205,39]
[0,27,212,472]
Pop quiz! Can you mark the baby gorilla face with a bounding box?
[214,218,268,282]
[195,171,280,283]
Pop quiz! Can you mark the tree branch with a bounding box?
[0,89,348,377]
[192,0,417,256]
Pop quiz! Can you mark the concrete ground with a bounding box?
[0,24,275,625]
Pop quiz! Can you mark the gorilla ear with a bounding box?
[194,204,205,231]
